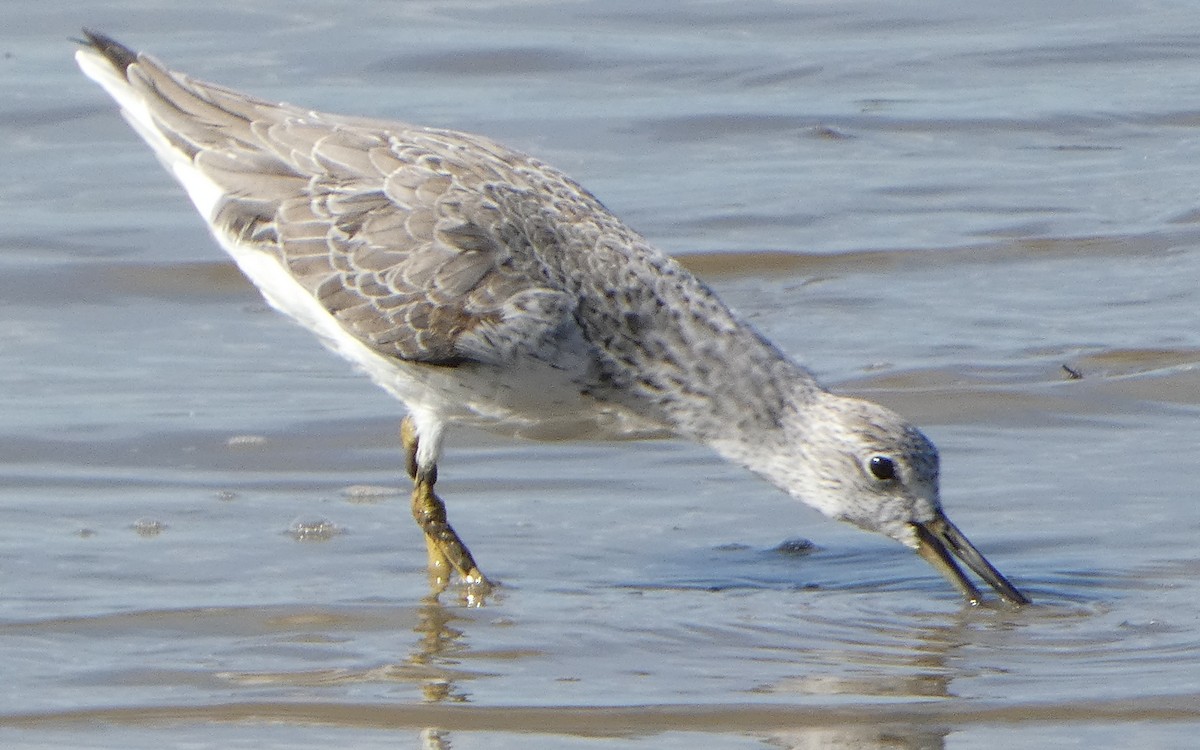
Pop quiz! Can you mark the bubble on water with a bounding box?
[341,484,402,503]
[133,518,167,537]
[714,542,752,552]
[774,537,818,556]
[287,516,342,542]
[806,125,853,141]
[226,434,267,447]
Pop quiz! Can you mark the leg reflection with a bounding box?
[410,594,472,704]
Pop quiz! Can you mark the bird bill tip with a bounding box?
[912,516,1030,607]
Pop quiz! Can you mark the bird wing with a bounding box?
[79,31,581,368]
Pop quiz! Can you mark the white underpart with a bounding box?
[75,53,400,387]
[76,49,225,219]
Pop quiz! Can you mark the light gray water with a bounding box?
[2,1,1200,747]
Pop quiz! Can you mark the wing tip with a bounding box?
[74,28,139,73]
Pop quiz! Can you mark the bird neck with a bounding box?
[667,339,820,452]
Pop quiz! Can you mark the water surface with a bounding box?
[3,1,1200,747]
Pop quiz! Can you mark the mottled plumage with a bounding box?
[76,30,1028,606]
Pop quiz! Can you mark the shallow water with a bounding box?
[3,1,1200,747]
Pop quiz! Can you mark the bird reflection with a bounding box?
[419,728,452,750]
[409,594,472,704]
[409,593,471,746]
[400,571,1028,748]
[760,725,947,750]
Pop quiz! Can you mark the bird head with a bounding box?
[759,393,1029,605]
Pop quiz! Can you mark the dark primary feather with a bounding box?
[79,29,138,71]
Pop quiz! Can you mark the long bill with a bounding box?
[912,514,1030,606]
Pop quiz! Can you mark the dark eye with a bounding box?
[868,455,897,481]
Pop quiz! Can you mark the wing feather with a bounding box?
[79,32,596,368]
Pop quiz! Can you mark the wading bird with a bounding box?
[76,30,1028,606]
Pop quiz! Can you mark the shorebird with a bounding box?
[75,30,1029,606]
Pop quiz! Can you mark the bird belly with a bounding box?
[215,237,669,443]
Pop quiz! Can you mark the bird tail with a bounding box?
[74,29,304,221]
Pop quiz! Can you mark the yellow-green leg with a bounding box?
[401,416,492,594]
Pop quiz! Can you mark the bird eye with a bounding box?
[868,455,897,481]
